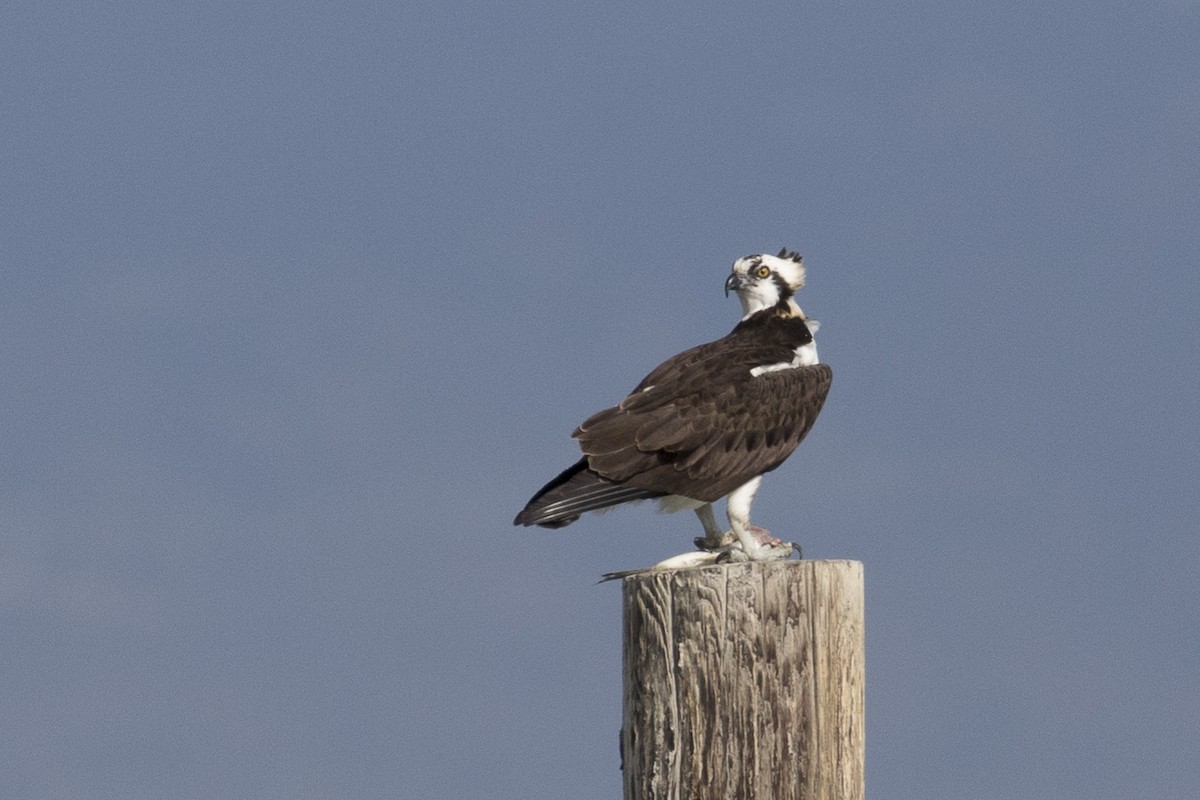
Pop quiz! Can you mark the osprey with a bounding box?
[514,249,832,563]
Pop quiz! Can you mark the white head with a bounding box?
[724,248,808,318]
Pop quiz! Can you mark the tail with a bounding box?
[513,458,664,527]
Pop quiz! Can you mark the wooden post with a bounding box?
[620,560,864,800]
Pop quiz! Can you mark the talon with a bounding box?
[733,536,801,563]
[746,524,784,547]
[756,539,799,562]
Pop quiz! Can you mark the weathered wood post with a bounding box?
[620,560,864,800]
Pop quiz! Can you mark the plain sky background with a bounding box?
[3,2,1198,798]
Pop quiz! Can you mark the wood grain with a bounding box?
[621,560,864,800]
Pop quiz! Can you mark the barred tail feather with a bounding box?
[513,458,664,528]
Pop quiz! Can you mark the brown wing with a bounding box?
[575,355,832,503]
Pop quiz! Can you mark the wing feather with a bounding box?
[580,360,832,502]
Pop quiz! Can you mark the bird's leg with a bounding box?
[726,477,766,561]
[725,477,796,562]
[693,504,732,551]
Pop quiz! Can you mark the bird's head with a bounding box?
[724,248,807,318]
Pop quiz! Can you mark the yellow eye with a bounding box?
[755,266,771,279]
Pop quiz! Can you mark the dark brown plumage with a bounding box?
[514,310,832,527]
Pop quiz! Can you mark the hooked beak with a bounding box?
[724,273,743,297]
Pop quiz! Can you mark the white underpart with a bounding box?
[655,494,707,513]
[725,475,764,557]
[750,340,820,377]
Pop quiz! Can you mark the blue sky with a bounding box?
[3,2,1198,798]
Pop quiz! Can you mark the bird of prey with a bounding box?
[513,249,832,563]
